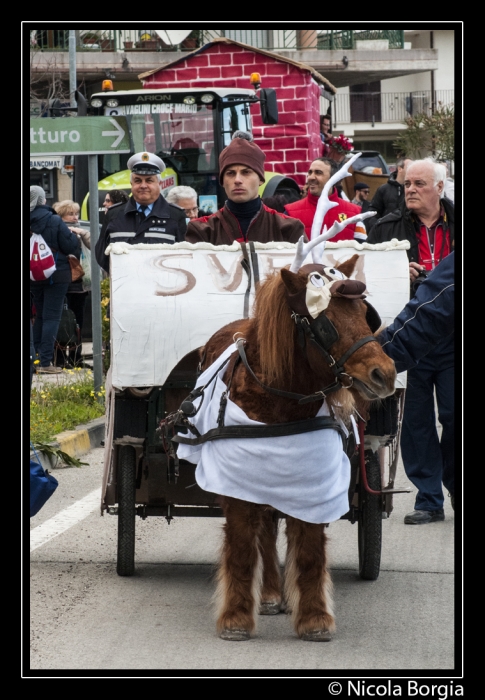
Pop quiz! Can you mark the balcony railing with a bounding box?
[29,29,201,52]
[29,29,405,52]
[317,30,404,50]
[333,90,454,126]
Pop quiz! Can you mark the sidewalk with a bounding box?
[31,342,94,392]
[30,342,105,469]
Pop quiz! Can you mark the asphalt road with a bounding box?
[27,444,460,679]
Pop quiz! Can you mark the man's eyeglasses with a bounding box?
[362,190,370,195]
[184,207,199,215]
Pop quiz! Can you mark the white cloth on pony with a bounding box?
[177,343,351,524]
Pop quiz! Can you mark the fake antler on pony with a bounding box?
[290,152,377,272]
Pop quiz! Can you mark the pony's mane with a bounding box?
[252,268,359,425]
[253,270,296,387]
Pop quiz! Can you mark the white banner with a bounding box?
[109,239,410,389]
[30,156,64,170]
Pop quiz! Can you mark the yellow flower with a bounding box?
[33,359,40,365]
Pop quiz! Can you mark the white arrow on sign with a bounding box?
[102,118,126,148]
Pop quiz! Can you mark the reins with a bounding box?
[236,310,379,403]
[159,305,379,465]
[291,312,379,396]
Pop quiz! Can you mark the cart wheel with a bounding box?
[358,449,382,581]
[117,445,136,576]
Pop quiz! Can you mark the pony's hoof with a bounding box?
[259,602,281,615]
[301,629,332,642]
[219,628,251,641]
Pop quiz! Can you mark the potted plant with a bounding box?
[136,32,159,50]
[82,31,101,48]
[124,40,133,49]
[101,38,114,52]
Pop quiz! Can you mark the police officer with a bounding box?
[95,152,187,273]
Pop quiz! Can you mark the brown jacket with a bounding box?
[186,203,305,245]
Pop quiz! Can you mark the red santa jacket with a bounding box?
[285,190,366,242]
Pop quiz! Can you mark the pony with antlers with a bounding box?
[172,153,397,642]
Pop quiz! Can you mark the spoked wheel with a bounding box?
[358,449,383,581]
[117,445,136,576]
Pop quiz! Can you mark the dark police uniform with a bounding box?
[94,152,187,273]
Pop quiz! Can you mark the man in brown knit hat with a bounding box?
[186,132,305,245]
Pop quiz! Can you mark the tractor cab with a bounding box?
[80,81,299,222]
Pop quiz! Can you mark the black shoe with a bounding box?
[404,509,445,525]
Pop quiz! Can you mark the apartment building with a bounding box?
[29,27,457,201]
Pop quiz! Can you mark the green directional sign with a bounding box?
[30,116,131,156]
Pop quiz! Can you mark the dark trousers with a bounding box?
[31,281,70,367]
[400,363,454,511]
[30,317,35,394]
[55,291,87,366]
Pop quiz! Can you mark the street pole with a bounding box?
[69,31,77,109]
[87,156,104,402]
[69,31,103,400]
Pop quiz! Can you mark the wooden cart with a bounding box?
[101,240,410,579]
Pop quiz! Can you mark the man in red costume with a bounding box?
[285,158,367,242]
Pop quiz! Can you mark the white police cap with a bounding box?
[127,151,165,175]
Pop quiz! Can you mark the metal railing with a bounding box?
[333,90,454,125]
[29,29,405,52]
[29,29,200,52]
[317,30,404,50]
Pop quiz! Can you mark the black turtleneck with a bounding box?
[226,197,262,238]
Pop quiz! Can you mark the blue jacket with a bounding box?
[379,251,455,373]
[30,205,81,285]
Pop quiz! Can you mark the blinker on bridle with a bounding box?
[234,262,383,404]
[290,309,378,398]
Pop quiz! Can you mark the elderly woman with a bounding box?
[52,199,91,367]
[165,185,199,220]
[30,187,81,373]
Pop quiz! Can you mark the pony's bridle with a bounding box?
[234,301,380,405]
[290,309,379,399]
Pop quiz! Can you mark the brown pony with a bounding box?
[186,252,397,642]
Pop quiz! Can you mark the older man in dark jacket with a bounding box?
[95,152,187,273]
[30,186,81,373]
[367,159,454,286]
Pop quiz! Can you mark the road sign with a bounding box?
[29,116,131,156]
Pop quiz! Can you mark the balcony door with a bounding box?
[350,82,382,123]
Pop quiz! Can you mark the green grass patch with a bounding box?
[30,368,105,444]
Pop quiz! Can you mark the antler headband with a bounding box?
[290,152,377,273]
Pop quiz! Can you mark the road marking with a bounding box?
[30,488,101,552]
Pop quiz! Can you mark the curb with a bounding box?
[30,416,105,470]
